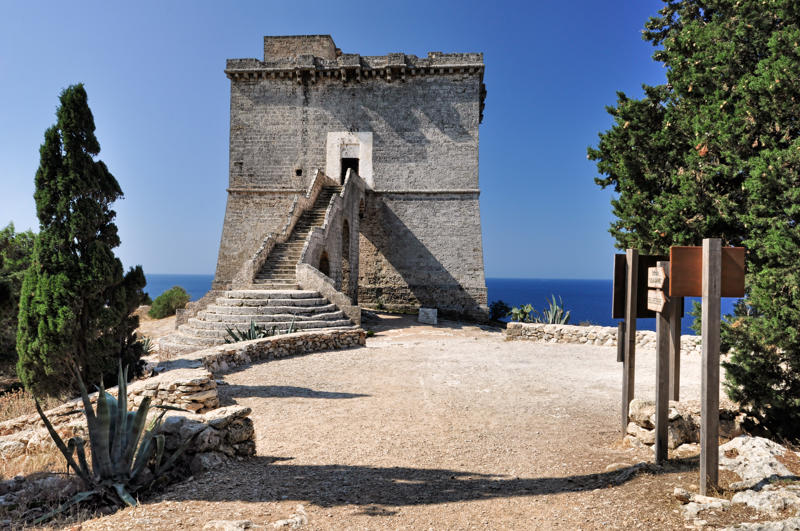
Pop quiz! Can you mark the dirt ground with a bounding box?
[75,314,764,530]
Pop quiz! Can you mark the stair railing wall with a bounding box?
[297,168,365,324]
[231,169,337,289]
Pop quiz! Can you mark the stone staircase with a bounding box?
[164,184,354,350]
[252,185,341,289]
[169,290,354,348]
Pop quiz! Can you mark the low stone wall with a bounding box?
[192,328,366,373]
[506,322,703,355]
[0,328,364,465]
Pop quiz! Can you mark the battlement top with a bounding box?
[225,35,484,80]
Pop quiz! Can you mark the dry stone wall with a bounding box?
[0,328,364,464]
[505,322,703,355]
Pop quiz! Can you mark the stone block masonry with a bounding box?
[213,35,489,320]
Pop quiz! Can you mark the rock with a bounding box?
[178,420,207,442]
[674,487,691,503]
[674,443,701,458]
[0,440,26,460]
[160,415,187,434]
[194,427,222,452]
[731,484,800,516]
[418,308,437,325]
[667,417,696,449]
[272,504,307,528]
[203,520,254,530]
[226,419,255,444]
[190,451,229,474]
[185,389,217,402]
[721,517,800,530]
[626,422,655,445]
[720,436,796,489]
[205,406,252,429]
[184,402,205,413]
[629,399,655,428]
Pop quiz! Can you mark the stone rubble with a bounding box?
[670,435,800,528]
[625,398,745,449]
[506,322,703,355]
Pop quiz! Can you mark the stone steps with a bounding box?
[179,319,354,338]
[166,287,354,349]
[197,306,341,320]
[215,297,328,307]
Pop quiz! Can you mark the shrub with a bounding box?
[509,304,537,323]
[488,300,511,321]
[148,286,190,319]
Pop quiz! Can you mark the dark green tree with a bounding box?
[0,223,35,363]
[590,1,800,438]
[16,84,147,397]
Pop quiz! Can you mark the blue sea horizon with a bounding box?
[144,274,737,335]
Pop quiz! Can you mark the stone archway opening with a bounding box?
[319,251,330,277]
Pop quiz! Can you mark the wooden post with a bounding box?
[669,296,682,401]
[621,249,638,435]
[616,321,625,363]
[654,261,671,464]
[700,238,721,494]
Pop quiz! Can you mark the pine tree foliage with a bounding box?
[0,223,35,362]
[16,84,147,397]
[590,1,800,438]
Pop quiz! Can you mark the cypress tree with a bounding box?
[590,2,800,438]
[16,84,147,396]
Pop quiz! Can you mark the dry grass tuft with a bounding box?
[0,447,70,481]
[0,388,62,423]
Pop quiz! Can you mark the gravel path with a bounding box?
[80,314,741,530]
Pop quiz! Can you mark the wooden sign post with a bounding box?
[668,239,745,495]
[651,261,672,464]
[701,239,722,494]
[613,252,684,436]
[622,249,638,435]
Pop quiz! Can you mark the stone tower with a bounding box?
[213,35,488,320]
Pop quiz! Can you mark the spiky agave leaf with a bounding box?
[93,379,114,479]
[32,490,98,525]
[34,400,89,484]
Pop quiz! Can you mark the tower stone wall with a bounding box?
[214,35,488,320]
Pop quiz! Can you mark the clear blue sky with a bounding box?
[0,0,666,279]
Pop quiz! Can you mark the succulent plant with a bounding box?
[224,317,297,344]
[541,294,571,325]
[33,361,188,523]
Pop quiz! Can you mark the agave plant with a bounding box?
[224,317,297,344]
[224,320,276,343]
[33,362,188,523]
[541,294,571,324]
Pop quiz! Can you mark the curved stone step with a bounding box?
[215,297,328,307]
[222,290,318,300]
[180,319,354,338]
[199,303,339,318]
[203,303,338,316]
[188,312,346,329]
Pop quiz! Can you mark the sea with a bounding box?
[144,274,740,335]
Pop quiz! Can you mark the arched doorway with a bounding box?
[319,251,330,277]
